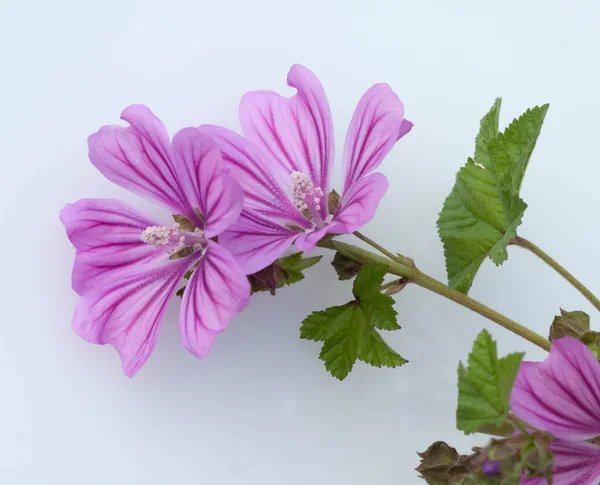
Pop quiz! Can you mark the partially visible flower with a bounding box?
[481,459,502,476]
[199,64,412,274]
[510,337,600,484]
[60,105,250,376]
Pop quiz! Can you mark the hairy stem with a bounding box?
[318,238,551,351]
[512,236,600,313]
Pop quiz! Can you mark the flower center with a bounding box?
[140,225,207,258]
[291,171,326,228]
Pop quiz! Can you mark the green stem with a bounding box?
[381,280,400,291]
[353,231,412,266]
[318,238,551,351]
[512,236,600,313]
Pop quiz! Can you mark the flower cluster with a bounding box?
[60,64,411,376]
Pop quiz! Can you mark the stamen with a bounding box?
[291,171,314,210]
[290,171,328,227]
[140,226,176,246]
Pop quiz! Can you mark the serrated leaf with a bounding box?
[474,97,502,169]
[319,305,362,379]
[300,263,406,380]
[438,101,549,294]
[357,326,405,368]
[353,263,399,330]
[488,105,550,193]
[457,330,524,434]
[278,252,322,287]
[300,303,355,342]
[498,352,525,405]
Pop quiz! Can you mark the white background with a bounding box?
[1,0,599,483]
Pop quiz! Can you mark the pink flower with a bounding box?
[60,105,250,377]
[510,337,600,484]
[199,64,412,274]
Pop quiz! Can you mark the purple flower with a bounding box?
[60,105,250,377]
[198,64,412,274]
[482,459,502,476]
[510,337,600,484]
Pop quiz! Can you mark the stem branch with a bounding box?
[353,231,412,266]
[381,280,400,291]
[318,238,550,351]
[512,236,600,313]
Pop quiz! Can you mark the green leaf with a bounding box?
[457,330,524,434]
[474,97,502,169]
[488,105,550,193]
[300,263,407,380]
[277,252,322,287]
[438,101,549,294]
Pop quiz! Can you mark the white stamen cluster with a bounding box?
[140,226,176,246]
[291,171,324,211]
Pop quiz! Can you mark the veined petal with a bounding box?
[294,220,347,252]
[218,210,299,275]
[179,241,250,359]
[60,198,163,295]
[73,255,194,377]
[333,172,389,233]
[198,125,310,229]
[88,105,186,214]
[171,128,243,236]
[292,173,389,252]
[521,478,547,485]
[239,64,334,220]
[518,439,600,485]
[510,337,600,441]
[341,83,410,191]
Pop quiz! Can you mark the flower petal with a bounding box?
[521,441,600,485]
[218,210,299,275]
[198,125,310,229]
[292,173,389,252]
[341,83,410,191]
[171,128,243,236]
[179,241,250,358]
[521,479,547,485]
[73,255,194,377]
[88,105,187,214]
[239,64,334,220]
[551,440,600,485]
[60,198,163,295]
[510,337,600,441]
[294,221,347,252]
[333,172,389,233]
